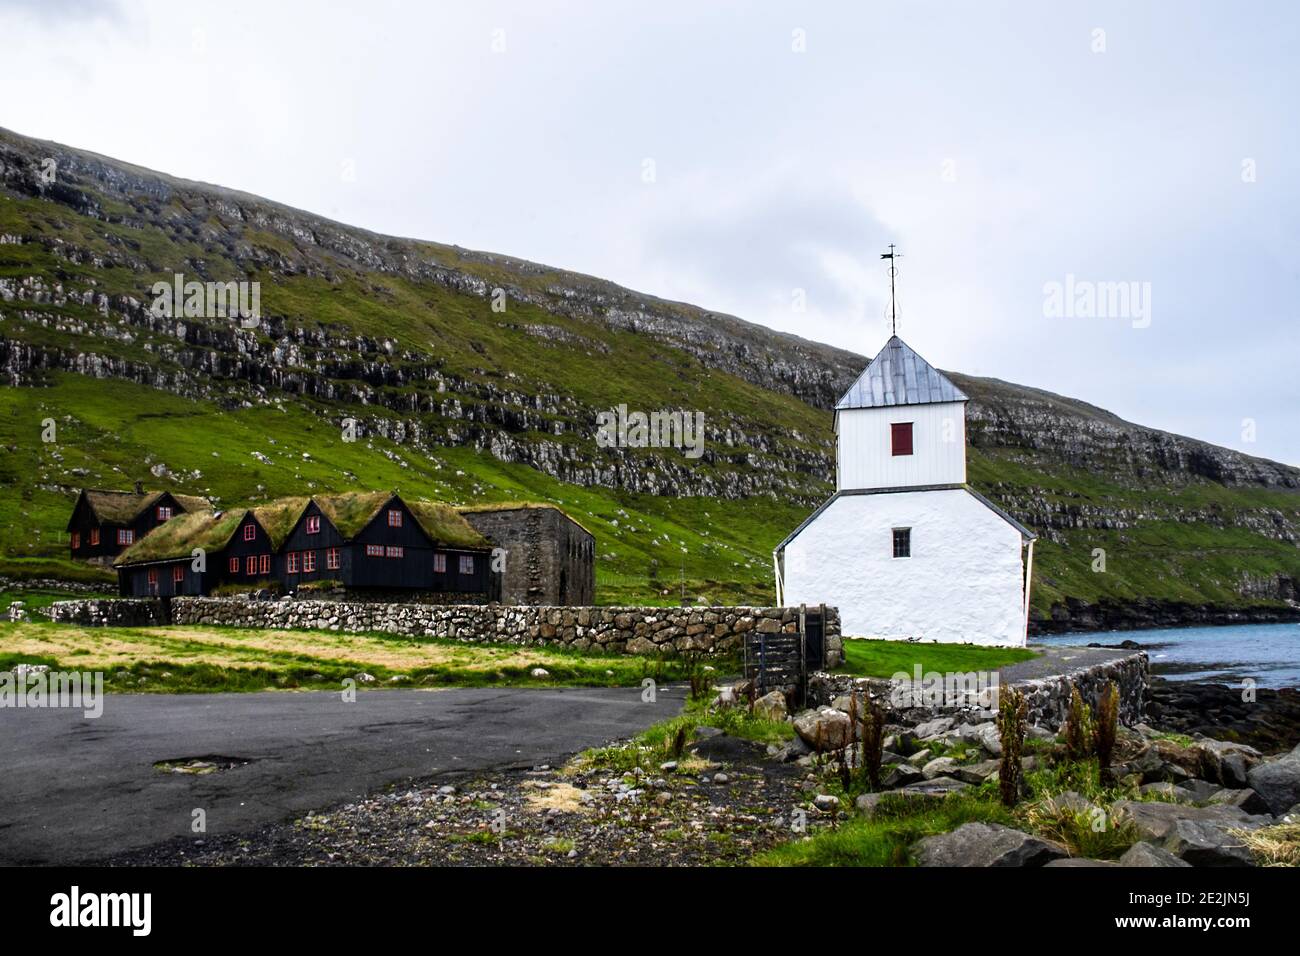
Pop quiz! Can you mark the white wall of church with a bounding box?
[836,401,966,491]
[782,488,1027,647]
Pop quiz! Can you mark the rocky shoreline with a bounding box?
[1031,598,1300,634]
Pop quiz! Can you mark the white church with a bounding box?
[773,335,1036,647]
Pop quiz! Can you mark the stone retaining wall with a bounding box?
[809,650,1148,729]
[48,598,166,628]
[51,596,842,663]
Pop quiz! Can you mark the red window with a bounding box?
[387,509,402,528]
[243,523,256,541]
[306,515,320,534]
[259,554,270,575]
[90,528,100,546]
[117,529,134,546]
[366,544,383,557]
[173,565,185,583]
[303,551,317,572]
[246,555,257,576]
[229,556,240,574]
[459,555,474,574]
[891,422,914,457]
[386,546,404,559]
[287,552,299,573]
[433,553,446,573]
[71,532,80,549]
[157,506,172,521]
[326,548,340,570]
[147,569,158,586]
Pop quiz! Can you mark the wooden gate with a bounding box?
[743,604,826,706]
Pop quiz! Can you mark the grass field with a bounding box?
[833,637,1038,678]
[0,620,697,693]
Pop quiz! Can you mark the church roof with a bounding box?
[835,336,968,410]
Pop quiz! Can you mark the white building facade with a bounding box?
[775,336,1035,647]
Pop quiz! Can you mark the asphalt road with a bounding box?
[0,685,685,865]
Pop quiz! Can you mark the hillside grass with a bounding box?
[0,619,688,693]
[834,638,1038,678]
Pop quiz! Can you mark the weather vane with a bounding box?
[880,244,902,335]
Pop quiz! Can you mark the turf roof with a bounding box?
[113,509,247,565]
[75,488,213,526]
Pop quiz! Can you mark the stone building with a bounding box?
[458,503,595,605]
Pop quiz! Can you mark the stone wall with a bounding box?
[48,598,166,627]
[161,597,840,661]
[809,650,1148,730]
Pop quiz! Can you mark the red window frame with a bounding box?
[433,553,446,574]
[306,515,320,534]
[157,506,172,521]
[303,551,317,572]
[459,555,474,574]
[172,565,185,583]
[260,554,270,575]
[891,422,914,457]
[246,555,257,576]
[118,529,134,546]
[387,509,402,528]
[366,544,383,557]
[90,528,100,546]
[229,556,240,574]
[287,552,299,573]
[243,523,256,541]
[71,531,80,549]
[147,569,158,586]
[386,546,404,559]
[326,548,340,570]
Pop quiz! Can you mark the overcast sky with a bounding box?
[4,0,1298,464]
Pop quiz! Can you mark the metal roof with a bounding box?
[835,336,968,410]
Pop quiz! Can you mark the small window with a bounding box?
[388,509,403,528]
[891,422,914,457]
[459,555,475,575]
[228,556,240,574]
[893,528,911,559]
[386,546,404,559]
[433,553,446,574]
[287,552,299,573]
[147,569,158,585]
[71,532,80,549]
[306,515,320,534]
[303,551,317,572]
[326,547,340,570]
[366,544,384,557]
[243,523,256,541]
[90,528,100,546]
[172,565,185,583]
[260,554,270,575]
[118,529,134,546]
[246,555,257,576]
[157,506,172,521]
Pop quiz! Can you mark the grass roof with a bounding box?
[172,494,214,514]
[456,501,593,536]
[82,489,158,523]
[249,496,310,550]
[314,491,393,539]
[407,499,490,549]
[114,509,247,566]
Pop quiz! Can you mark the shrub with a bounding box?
[1064,685,1095,761]
[998,685,1028,808]
[1094,681,1120,780]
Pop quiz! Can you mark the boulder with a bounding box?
[912,822,1068,867]
[1139,782,1194,804]
[794,708,852,751]
[1207,787,1272,816]
[914,717,955,739]
[753,691,788,722]
[1110,800,1271,865]
[1245,747,1300,816]
[1118,842,1192,867]
[881,764,925,789]
[975,724,1003,757]
[953,759,1002,785]
[899,777,969,797]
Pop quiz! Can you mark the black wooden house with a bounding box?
[67,483,211,565]
[115,491,496,601]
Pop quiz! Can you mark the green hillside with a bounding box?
[2,126,1298,625]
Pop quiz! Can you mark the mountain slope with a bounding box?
[2,126,1298,625]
